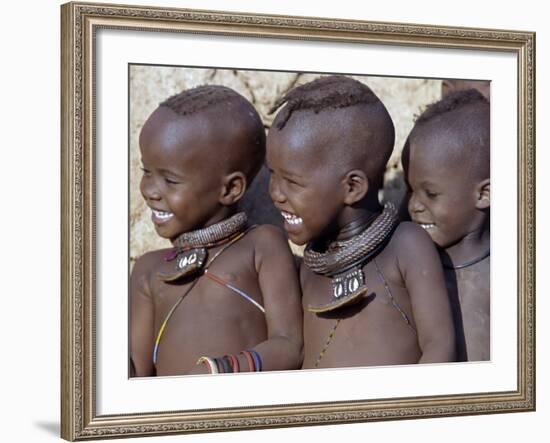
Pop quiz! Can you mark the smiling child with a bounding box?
[403,88,490,361]
[130,85,303,376]
[267,76,455,369]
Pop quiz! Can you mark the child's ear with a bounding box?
[475,178,490,210]
[343,170,369,205]
[219,172,247,206]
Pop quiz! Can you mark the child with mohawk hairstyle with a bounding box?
[130,85,303,376]
[267,75,455,369]
[403,89,490,361]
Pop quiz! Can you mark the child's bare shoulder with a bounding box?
[131,248,173,281]
[391,221,433,244]
[387,221,438,264]
[247,224,289,251]
[245,224,297,271]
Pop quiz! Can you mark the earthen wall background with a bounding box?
[129,66,442,263]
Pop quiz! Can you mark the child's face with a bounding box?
[404,133,481,250]
[139,107,224,240]
[266,117,346,245]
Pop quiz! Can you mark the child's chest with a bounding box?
[453,261,490,312]
[301,257,408,316]
[149,257,267,373]
[301,259,418,367]
[151,250,265,330]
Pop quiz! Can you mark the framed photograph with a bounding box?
[61,1,535,440]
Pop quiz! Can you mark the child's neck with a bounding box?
[442,224,490,269]
[170,206,237,243]
[334,199,384,242]
[204,206,236,228]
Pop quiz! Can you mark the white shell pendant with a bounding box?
[158,248,208,282]
[331,268,365,299]
[307,267,367,313]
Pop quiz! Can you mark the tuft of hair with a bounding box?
[269,75,380,129]
[161,84,247,116]
[416,88,489,124]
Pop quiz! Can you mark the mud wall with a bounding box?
[129,66,442,262]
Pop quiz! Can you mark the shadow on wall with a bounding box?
[384,168,410,222]
[239,164,284,231]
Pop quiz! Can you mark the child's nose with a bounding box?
[268,176,285,203]
[408,193,425,213]
[141,177,161,201]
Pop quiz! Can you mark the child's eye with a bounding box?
[140,167,151,176]
[285,177,302,187]
[164,177,181,185]
[425,190,438,198]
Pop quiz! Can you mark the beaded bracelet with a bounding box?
[198,352,261,373]
[226,354,240,373]
[248,349,262,372]
[196,356,219,374]
[218,356,232,374]
[240,350,256,372]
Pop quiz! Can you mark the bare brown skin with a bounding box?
[403,106,490,361]
[131,105,303,377]
[444,257,490,361]
[131,225,303,376]
[267,106,455,369]
[300,223,455,368]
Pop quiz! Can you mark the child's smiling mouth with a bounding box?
[150,208,174,224]
[418,223,435,230]
[280,210,303,226]
[414,220,436,230]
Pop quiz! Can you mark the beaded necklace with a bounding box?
[153,228,251,366]
[313,258,416,368]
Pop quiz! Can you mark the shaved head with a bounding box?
[269,75,395,190]
[404,89,490,181]
[157,85,266,182]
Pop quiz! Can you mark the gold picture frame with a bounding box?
[61,1,535,440]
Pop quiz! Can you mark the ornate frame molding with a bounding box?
[61,2,535,440]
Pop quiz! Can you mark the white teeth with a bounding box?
[152,209,173,221]
[281,211,303,225]
[419,223,435,230]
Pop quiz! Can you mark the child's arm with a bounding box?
[247,225,304,371]
[130,253,157,376]
[395,223,456,363]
